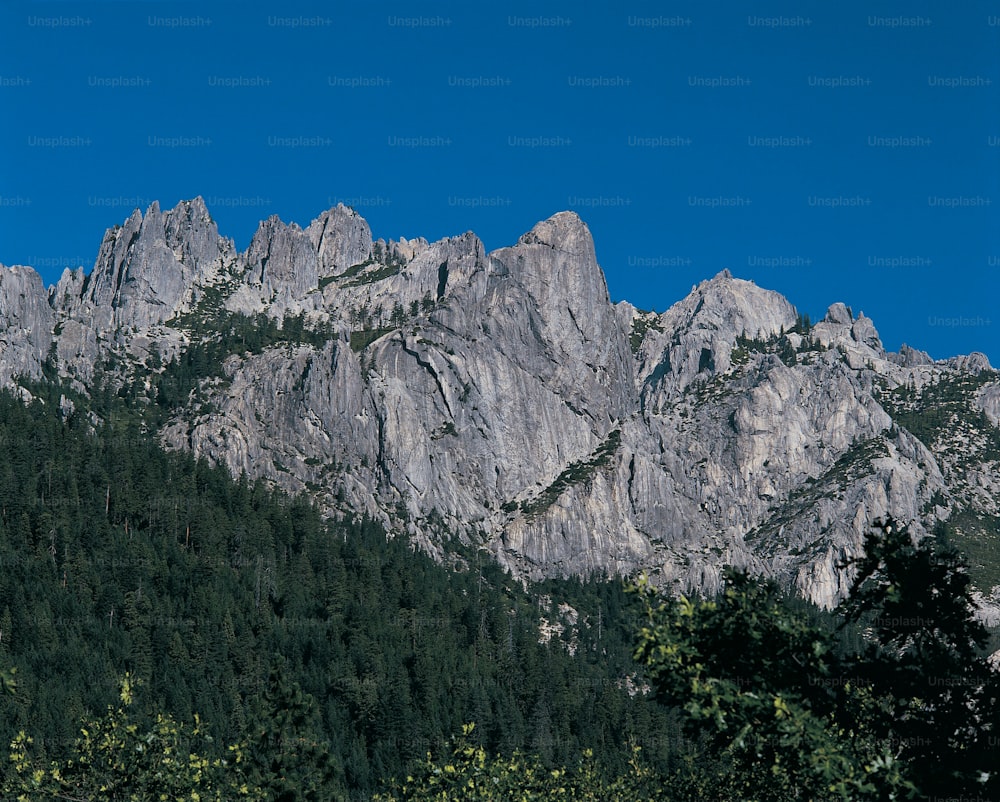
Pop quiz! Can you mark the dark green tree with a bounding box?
[246,662,342,801]
[633,568,883,800]
[837,517,1000,800]
[633,517,1000,801]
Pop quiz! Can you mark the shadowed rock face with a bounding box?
[4,198,1000,609]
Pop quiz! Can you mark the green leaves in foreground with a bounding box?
[3,673,263,802]
[633,569,890,801]
[838,517,1000,800]
[632,517,1000,801]
[372,723,667,802]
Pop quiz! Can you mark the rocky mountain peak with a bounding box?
[892,343,934,367]
[241,215,321,317]
[54,198,234,332]
[686,270,796,335]
[162,196,229,271]
[306,204,373,279]
[517,211,591,253]
[948,352,993,373]
[812,303,886,369]
[638,270,797,392]
[850,313,882,352]
[492,212,612,348]
[174,194,211,218]
[824,302,853,325]
[4,198,1000,617]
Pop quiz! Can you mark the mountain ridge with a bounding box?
[2,197,998,616]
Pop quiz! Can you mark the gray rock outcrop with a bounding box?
[0,264,54,387]
[3,197,999,613]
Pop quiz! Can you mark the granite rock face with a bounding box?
[308,204,373,279]
[0,264,54,387]
[69,197,236,332]
[5,198,1000,611]
[243,215,320,315]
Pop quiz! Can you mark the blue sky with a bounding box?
[1,0,998,361]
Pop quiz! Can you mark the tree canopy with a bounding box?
[633,518,1000,801]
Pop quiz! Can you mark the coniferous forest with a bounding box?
[0,378,681,799]
[2,368,1000,800]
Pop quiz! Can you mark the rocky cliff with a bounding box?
[4,197,1000,612]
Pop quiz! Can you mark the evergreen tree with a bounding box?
[245,662,342,801]
[837,518,1000,799]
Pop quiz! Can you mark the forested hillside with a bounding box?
[2,246,1000,797]
[0,378,678,799]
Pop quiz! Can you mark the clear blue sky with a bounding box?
[1,0,997,361]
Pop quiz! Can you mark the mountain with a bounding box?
[4,197,999,615]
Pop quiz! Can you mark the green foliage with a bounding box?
[246,663,342,801]
[633,570,881,801]
[790,311,812,335]
[734,331,769,355]
[344,262,403,288]
[629,314,664,355]
[838,518,1000,800]
[879,371,1000,458]
[877,370,1000,593]
[0,667,15,697]
[164,276,239,332]
[3,673,262,802]
[729,345,750,367]
[119,310,337,421]
[373,723,669,802]
[320,246,404,289]
[517,430,621,520]
[0,388,670,800]
[747,436,889,547]
[350,328,394,353]
[335,247,405,288]
[732,327,826,371]
[431,421,457,439]
[41,343,59,384]
[776,335,797,366]
[633,518,1000,801]
[937,508,1000,593]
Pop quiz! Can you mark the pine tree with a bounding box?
[245,662,342,802]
